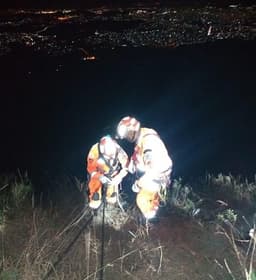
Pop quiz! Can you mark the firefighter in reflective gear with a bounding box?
[116,116,173,219]
[86,135,129,209]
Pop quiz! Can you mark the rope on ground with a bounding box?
[56,206,91,238]
[116,183,125,212]
[99,185,106,280]
[42,211,93,280]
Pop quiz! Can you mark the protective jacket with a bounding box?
[87,140,129,206]
[129,127,173,219]
[129,127,172,183]
[87,142,128,180]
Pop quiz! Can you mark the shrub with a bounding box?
[0,171,32,230]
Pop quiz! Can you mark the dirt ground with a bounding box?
[87,210,245,280]
[1,199,254,280]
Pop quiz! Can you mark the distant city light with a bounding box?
[36,10,58,14]
[57,15,77,21]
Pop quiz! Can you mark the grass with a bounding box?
[168,173,256,280]
[0,172,255,279]
[216,222,256,280]
[0,171,32,232]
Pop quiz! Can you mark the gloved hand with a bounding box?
[111,174,123,186]
[132,181,140,193]
[111,168,128,186]
[99,175,111,184]
[119,168,128,178]
[128,160,135,174]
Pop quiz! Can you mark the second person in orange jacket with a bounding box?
[86,135,129,209]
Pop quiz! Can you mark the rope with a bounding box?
[56,206,91,238]
[43,181,123,280]
[116,183,125,212]
[99,185,106,280]
[42,212,93,280]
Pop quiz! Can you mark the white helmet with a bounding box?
[116,116,141,143]
[99,135,117,159]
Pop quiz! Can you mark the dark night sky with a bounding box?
[0,39,256,184]
[1,0,255,9]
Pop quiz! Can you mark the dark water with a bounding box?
[0,39,256,186]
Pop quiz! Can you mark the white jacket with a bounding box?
[129,128,173,180]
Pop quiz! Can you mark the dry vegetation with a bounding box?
[0,172,256,279]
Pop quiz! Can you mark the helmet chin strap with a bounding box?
[135,128,141,143]
[127,129,138,142]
